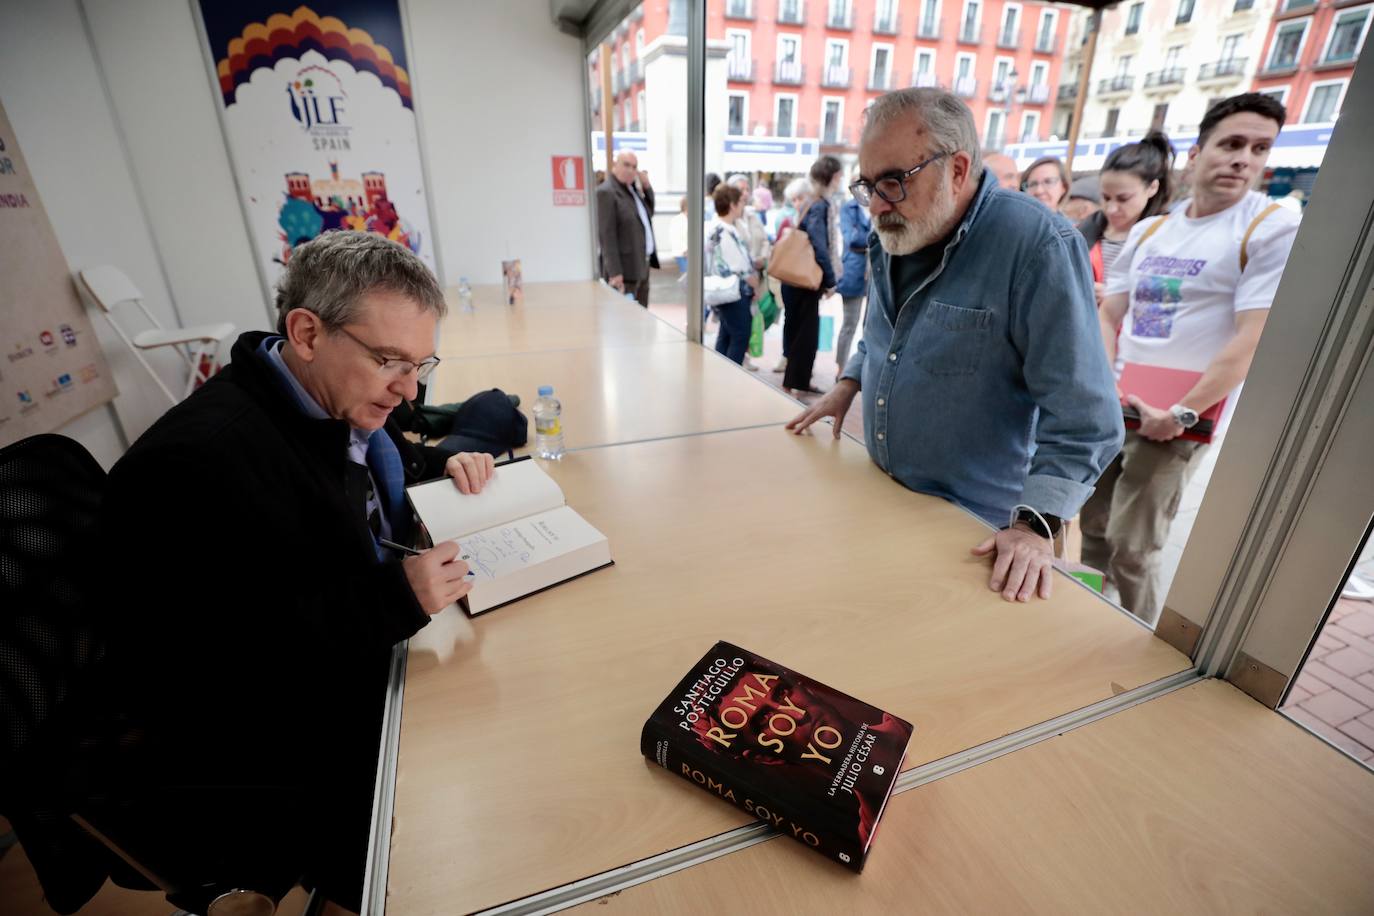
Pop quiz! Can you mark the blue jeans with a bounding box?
[713,286,754,365]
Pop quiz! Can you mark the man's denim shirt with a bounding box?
[842,169,1124,525]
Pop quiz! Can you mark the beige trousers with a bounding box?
[1079,432,1209,624]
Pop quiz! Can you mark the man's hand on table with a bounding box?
[445,451,496,494]
[404,541,473,615]
[971,524,1054,602]
[784,378,859,440]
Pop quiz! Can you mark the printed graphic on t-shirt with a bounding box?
[1130,254,1209,340]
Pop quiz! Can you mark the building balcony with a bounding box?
[723,0,754,20]
[822,127,853,147]
[959,24,982,45]
[1098,75,1135,95]
[1056,83,1078,103]
[774,60,805,85]
[821,64,851,88]
[953,75,978,98]
[776,0,805,26]
[873,11,899,34]
[628,120,642,132]
[1023,83,1051,104]
[612,69,624,94]
[626,60,643,85]
[912,71,939,88]
[629,5,643,21]
[727,56,755,82]
[997,27,1020,49]
[917,19,940,39]
[1198,58,1248,82]
[988,81,1013,102]
[1262,59,1300,76]
[827,7,854,29]
[1143,67,1186,89]
[869,71,892,91]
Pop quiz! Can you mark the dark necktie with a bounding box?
[344,461,381,539]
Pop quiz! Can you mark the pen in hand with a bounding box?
[380,538,475,578]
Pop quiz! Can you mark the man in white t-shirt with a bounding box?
[1082,93,1301,624]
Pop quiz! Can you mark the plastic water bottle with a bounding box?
[457,276,475,313]
[532,385,564,460]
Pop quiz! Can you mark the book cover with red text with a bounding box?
[640,641,914,872]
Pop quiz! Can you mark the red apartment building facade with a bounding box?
[1252,0,1369,122]
[592,0,1075,152]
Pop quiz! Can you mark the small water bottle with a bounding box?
[457,276,475,313]
[532,385,565,460]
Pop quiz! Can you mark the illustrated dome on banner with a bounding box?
[215,5,413,109]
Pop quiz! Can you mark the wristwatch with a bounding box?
[1169,404,1200,429]
[1014,508,1062,540]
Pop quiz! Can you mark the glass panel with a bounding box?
[1325,11,1368,63]
[588,1,688,322]
[1280,519,1374,765]
[1305,84,1342,122]
[1270,22,1306,68]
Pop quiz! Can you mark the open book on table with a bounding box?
[405,458,612,615]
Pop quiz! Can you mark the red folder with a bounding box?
[1119,362,1225,444]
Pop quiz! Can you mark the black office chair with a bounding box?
[0,434,309,915]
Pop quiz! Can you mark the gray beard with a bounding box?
[874,179,954,256]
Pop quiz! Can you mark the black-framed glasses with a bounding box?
[849,152,948,206]
[335,326,441,383]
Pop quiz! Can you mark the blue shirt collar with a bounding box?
[258,336,372,459]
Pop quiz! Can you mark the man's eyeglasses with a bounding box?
[849,152,948,206]
[336,326,441,384]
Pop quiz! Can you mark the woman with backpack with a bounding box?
[1077,132,1175,308]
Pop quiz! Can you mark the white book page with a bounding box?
[407,459,565,542]
[459,505,606,583]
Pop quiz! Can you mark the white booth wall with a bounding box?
[1,0,592,463]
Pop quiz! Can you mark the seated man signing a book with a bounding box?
[788,88,1123,603]
[65,231,494,910]
[1083,93,1300,624]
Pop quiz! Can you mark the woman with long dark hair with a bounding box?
[1077,131,1175,306]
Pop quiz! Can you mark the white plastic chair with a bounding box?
[78,265,235,405]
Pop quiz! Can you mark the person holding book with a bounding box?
[1086,93,1301,623]
[786,87,1122,604]
[49,231,496,911]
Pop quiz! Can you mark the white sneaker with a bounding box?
[1342,574,1374,601]
[772,356,788,373]
[741,355,760,371]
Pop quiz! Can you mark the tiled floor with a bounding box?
[1282,596,1374,763]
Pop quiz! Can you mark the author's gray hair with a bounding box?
[274,230,445,334]
[862,88,982,176]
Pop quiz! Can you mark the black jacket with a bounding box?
[596,175,659,282]
[78,330,445,791]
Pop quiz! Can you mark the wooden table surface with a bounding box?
[583,679,1374,914]
[386,427,1190,913]
[438,281,683,357]
[427,341,802,452]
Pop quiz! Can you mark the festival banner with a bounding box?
[0,98,117,448]
[195,2,437,297]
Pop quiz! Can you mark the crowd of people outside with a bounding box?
[608,88,1307,625]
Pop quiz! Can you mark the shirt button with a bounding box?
[888,353,897,362]
[877,432,885,440]
[876,398,885,407]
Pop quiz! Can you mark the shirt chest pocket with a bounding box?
[910,300,993,377]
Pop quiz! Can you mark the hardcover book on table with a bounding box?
[405,458,611,614]
[641,641,914,872]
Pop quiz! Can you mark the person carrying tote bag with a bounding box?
[703,185,757,365]
[777,158,841,394]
